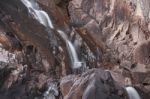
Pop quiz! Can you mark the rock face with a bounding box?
[0,0,150,99]
[69,0,150,67]
[60,69,125,99]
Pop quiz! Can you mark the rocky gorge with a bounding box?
[0,0,150,99]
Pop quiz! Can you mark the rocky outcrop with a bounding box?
[68,0,150,97]
[68,0,150,67]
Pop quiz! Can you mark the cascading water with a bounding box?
[67,40,83,68]
[125,86,141,99]
[21,0,54,29]
[21,0,84,69]
[57,30,84,69]
[67,41,79,62]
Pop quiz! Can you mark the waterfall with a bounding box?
[67,41,83,68]
[21,0,84,69]
[21,0,54,29]
[125,86,141,99]
[57,30,83,69]
[67,41,79,62]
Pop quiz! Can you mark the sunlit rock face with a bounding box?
[68,0,150,67]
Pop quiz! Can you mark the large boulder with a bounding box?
[60,69,126,99]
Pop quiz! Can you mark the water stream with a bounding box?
[57,30,84,69]
[21,0,84,69]
[125,86,141,99]
[21,0,54,29]
[21,0,86,98]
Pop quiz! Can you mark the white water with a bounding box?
[67,41,79,62]
[57,30,83,68]
[21,0,83,69]
[21,0,54,29]
[125,86,141,99]
[43,83,58,99]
